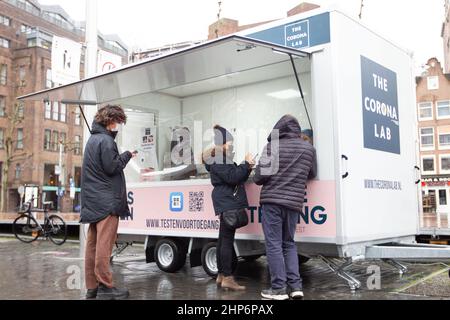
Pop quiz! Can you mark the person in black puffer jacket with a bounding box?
[254,115,317,301]
[81,105,137,300]
[203,125,255,291]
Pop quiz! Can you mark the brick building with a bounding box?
[207,2,320,40]
[0,0,128,212]
[417,58,450,214]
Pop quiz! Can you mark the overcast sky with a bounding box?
[38,0,446,71]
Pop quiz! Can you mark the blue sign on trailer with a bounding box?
[246,12,331,49]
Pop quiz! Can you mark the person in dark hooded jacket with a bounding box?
[203,125,255,291]
[254,115,317,300]
[81,105,137,300]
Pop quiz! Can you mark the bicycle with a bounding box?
[12,196,68,245]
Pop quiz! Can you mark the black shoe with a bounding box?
[288,287,304,300]
[96,284,129,300]
[261,288,289,300]
[86,287,98,299]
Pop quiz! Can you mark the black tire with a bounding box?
[243,254,262,262]
[47,215,67,246]
[298,254,310,265]
[13,214,40,243]
[201,242,238,277]
[154,238,186,273]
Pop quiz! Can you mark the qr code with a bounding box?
[189,191,204,212]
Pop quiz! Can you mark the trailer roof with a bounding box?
[18,35,309,104]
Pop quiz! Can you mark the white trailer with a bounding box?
[20,6,450,290]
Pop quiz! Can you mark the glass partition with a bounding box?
[116,56,312,184]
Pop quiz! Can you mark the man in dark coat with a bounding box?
[81,105,136,300]
[254,115,317,300]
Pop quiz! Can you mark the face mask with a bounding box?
[110,123,120,132]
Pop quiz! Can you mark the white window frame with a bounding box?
[421,155,436,175]
[427,76,439,90]
[52,102,59,121]
[75,107,81,125]
[439,154,450,174]
[418,102,434,121]
[436,100,450,120]
[0,128,4,149]
[60,103,66,122]
[420,127,435,151]
[16,128,23,149]
[44,101,51,119]
[438,129,450,150]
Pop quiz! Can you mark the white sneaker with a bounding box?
[289,289,304,300]
[261,288,289,300]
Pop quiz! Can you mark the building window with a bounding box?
[17,129,23,149]
[422,156,435,174]
[44,129,51,150]
[439,132,450,149]
[0,96,5,116]
[440,155,450,174]
[60,103,66,122]
[46,69,52,89]
[0,128,3,149]
[0,15,11,27]
[0,64,7,85]
[44,101,51,119]
[75,107,81,125]
[427,76,439,90]
[418,102,433,121]
[52,102,59,121]
[420,127,434,150]
[15,164,21,180]
[437,101,450,119]
[21,24,34,34]
[74,135,81,155]
[17,102,24,118]
[439,190,447,206]
[18,66,26,87]
[52,131,59,151]
[0,37,10,49]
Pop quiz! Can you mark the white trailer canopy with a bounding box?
[18,35,310,104]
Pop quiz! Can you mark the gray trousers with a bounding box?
[262,203,302,290]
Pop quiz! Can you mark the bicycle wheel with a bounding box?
[47,215,67,246]
[13,214,40,243]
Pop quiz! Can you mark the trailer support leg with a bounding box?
[318,255,361,291]
[382,259,408,275]
[110,242,131,263]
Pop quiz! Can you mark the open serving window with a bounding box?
[19,36,312,184]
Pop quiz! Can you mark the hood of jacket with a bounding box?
[91,121,117,139]
[267,115,302,142]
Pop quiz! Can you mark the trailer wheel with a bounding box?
[154,238,186,273]
[201,242,219,277]
[201,242,238,277]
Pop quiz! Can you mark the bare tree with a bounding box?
[1,102,33,212]
[215,1,223,38]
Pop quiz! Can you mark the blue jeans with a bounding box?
[262,203,302,290]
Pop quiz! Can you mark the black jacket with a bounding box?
[80,121,132,224]
[254,115,317,211]
[204,151,251,215]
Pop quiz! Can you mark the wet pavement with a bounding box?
[0,237,449,300]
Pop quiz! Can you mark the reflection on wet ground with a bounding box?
[0,238,449,300]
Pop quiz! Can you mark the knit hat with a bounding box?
[213,125,234,146]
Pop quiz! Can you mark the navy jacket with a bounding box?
[80,121,132,224]
[254,115,317,212]
[204,151,251,215]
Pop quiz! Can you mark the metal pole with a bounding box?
[58,142,63,213]
[80,0,98,259]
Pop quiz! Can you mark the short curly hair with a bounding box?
[94,105,127,127]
